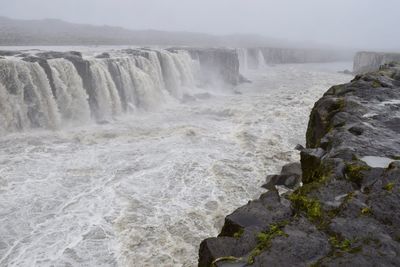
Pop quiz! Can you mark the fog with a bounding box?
[0,0,399,51]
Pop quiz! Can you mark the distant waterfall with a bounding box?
[237,48,249,73]
[0,48,209,134]
[238,48,269,70]
[257,49,267,69]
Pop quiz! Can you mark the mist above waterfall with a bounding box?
[1,0,399,51]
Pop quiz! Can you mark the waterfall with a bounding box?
[0,82,15,134]
[106,58,137,113]
[237,48,249,73]
[257,49,267,69]
[0,61,30,133]
[158,51,183,98]
[0,60,61,132]
[26,62,62,129]
[147,51,166,91]
[170,51,196,88]
[135,54,165,93]
[0,48,227,134]
[88,59,123,120]
[126,57,165,110]
[48,58,91,123]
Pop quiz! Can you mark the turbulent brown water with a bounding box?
[0,59,351,266]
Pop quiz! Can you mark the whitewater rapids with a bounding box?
[0,62,351,266]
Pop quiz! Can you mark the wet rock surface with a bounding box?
[198,63,400,266]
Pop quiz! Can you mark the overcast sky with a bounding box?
[0,0,399,51]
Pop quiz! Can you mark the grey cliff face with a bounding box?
[184,48,241,86]
[353,51,400,74]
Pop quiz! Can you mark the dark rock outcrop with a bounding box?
[262,162,302,190]
[199,63,400,266]
[353,51,400,74]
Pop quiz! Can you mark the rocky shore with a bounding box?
[199,63,400,266]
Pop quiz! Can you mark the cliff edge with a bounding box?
[199,63,400,266]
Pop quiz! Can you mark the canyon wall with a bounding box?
[354,51,400,74]
[238,47,353,71]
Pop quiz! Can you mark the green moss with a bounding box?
[289,193,322,222]
[361,207,372,215]
[247,222,288,264]
[345,163,370,185]
[372,80,381,88]
[287,162,333,223]
[391,155,400,160]
[383,182,395,192]
[329,236,362,253]
[233,228,244,239]
[302,161,331,186]
[335,98,346,111]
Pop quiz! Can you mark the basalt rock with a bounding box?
[262,162,302,190]
[198,63,400,266]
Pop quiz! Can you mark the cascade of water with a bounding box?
[0,48,211,134]
[147,51,166,90]
[0,82,14,134]
[0,60,31,132]
[0,60,61,130]
[125,57,164,110]
[237,48,249,73]
[157,51,183,98]
[88,59,123,120]
[106,58,138,112]
[25,62,62,129]
[257,49,267,69]
[48,58,91,123]
[171,50,197,88]
[135,55,164,93]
